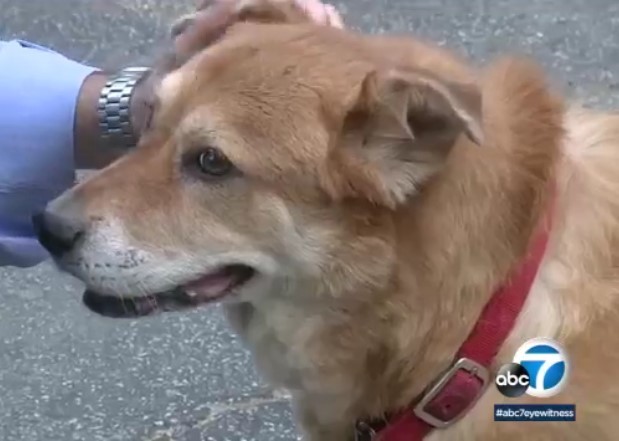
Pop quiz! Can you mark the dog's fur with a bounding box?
[50,2,619,439]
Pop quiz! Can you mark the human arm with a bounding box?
[0,41,152,266]
[0,0,343,268]
[0,40,107,266]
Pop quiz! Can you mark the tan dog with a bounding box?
[36,1,619,440]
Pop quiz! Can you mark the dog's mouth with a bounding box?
[82,264,255,318]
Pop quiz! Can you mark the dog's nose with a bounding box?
[32,194,86,258]
[32,211,84,258]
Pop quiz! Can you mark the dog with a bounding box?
[34,1,619,439]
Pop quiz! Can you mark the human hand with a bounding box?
[131,0,344,139]
[172,0,344,66]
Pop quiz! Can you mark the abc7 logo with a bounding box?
[495,363,530,397]
[495,338,569,398]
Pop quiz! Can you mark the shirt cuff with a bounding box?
[0,40,98,267]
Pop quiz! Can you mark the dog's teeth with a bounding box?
[186,290,198,298]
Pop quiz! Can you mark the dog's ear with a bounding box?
[327,70,483,208]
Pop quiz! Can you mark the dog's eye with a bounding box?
[197,148,233,177]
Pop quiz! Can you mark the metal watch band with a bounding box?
[97,67,150,150]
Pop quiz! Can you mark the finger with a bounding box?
[325,4,343,28]
[170,13,197,38]
[173,2,237,58]
[196,0,235,12]
[296,0,328,25]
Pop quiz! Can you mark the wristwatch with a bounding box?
[97,67,150,150]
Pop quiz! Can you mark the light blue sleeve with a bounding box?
[0,40,97,267]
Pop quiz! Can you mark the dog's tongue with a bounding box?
[184,269,236,300]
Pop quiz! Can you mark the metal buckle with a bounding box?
[354,420,378,441]
[413,357,489,429]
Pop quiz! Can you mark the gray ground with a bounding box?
[0,1,617,440]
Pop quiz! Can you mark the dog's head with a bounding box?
[36,6,487,318]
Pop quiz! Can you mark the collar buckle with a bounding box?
[413,357,490,429]
[354,420,378,441]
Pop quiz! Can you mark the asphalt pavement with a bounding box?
[1,1,619,440]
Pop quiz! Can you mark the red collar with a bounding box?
[355,202,553,441]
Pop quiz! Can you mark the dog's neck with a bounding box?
[317,139,556,419]
[239,139,557,432]
[235,59,565,438]
[360,66,566,416]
